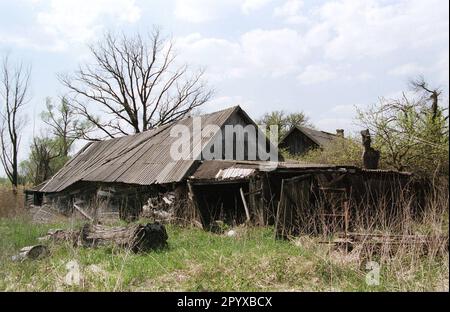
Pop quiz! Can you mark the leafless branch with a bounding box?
[59,28,213,140]
[0,54,31,187]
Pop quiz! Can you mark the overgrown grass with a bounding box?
[0,217,447,291]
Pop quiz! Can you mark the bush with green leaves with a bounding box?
[291,136,363,167]
[356,81,449,177]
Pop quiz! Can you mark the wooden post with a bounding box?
[344,200,349,239]
[187,180,202,227]
[239,188,251,222]
[274,179,285,239]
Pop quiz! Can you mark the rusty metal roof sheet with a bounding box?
[190,160,357,180]
[191,160,411,181]
[39,106,240,193]
[215,167,255,180]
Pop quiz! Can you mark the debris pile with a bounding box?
[323,232,449,256]
[142,192,175,222]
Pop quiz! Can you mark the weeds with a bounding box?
[0,217,447,291]
[0,179,447,291]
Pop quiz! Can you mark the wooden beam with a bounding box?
[239,188,251,222]
[73,204,94,222]
[274,179,285,239]
[244,188,262,196]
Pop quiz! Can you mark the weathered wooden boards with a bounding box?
[322,232,449,256]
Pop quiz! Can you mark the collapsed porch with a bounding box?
[188,160,417,237]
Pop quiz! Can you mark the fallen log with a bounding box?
[42,222,168,253]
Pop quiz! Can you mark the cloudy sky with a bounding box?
[0,0,448,170]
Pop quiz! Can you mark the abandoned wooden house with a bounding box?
[26,105,416,235]
[279,125,344,156]
[26,106,277,220]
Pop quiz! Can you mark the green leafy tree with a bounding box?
[258,110,310,141]
[41,97,92,157]
[20,136,63,185]
[20,97,92,185]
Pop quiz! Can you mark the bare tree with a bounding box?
[0,55,31,188]
[409,75,443,121]
[59,29,213,139]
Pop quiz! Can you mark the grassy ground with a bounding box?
[0,217,448,291]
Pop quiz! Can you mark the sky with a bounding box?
[0,0,449,175]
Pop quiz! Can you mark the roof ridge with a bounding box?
[298,125,336,136]
[96,105,240,143]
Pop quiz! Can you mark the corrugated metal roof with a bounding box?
[39,106,240,193]
[215,168,255,180]
[281,126,338,147]
[298,126,337,146]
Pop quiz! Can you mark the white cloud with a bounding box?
[330,104,356,115]
[171,0,449,98]
[174,0,273,23]
[273,0,308,24]
[174,0,230,23]
[388,63,427,76]
[242,0,273,15]
[0,0,141,51]
[240,28,306,76]
[436,51,449,86]
[314,117,356,134]
[175,33,245,81]
[37,0,141,45]
[177,28,307,80]
[0,31,64,52]
[311,0,449,60]
[175,0,448,85]
[297,64,337,85]
[202,95,254,114]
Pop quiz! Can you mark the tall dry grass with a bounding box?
[315,179,449,291]
[0,185,25,218]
